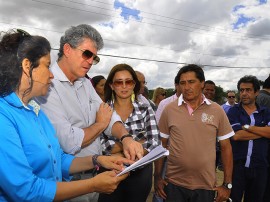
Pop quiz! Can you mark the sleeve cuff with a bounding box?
[68,127,84,154]
[104,112,122,136]
[160,132,169,139]
[218,131,235,141]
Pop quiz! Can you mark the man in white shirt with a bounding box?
[155,75,181,123]
[222,91,237,114]
[36,24,143,202]
[153,74,181,202]
[135,70,151,105]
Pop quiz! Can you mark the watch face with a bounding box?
[223,183,232,189]
[244,124,250,130]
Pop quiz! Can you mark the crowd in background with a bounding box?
[0,24,270,202]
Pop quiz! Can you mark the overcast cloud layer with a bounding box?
[0,0,269,91]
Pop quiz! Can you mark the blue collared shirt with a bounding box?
[0,93,74,201]
[227,103,270,168]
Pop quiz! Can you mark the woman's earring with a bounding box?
[131,91,135,102]
[28,77,31,85]
[112,91,115,102]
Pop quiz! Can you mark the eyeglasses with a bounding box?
[161,93,166,96]
[228,96,235,98]
[112,79,135,88]
[77,48,100,65]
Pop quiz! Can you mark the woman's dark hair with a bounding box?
[0,29,51,97]
[104,64,140,102]
[91,75,105,88]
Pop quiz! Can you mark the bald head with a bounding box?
[135,71,146,94]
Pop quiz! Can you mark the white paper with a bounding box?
[117,145,169,176]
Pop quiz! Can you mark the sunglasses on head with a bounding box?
[17,28,30,36]
[112,79,135,88]
[16,29,30,44]
[76,48,100,65]
[228,96,235,98]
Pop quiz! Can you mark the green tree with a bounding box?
[214,86,227,105]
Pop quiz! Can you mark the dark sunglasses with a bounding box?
[228,96,235,98]
[161,93,166,96]
[77,48,100,65]
[113,79,135,88]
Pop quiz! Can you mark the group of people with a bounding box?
[0,24,159,202]
[0,23,269,202]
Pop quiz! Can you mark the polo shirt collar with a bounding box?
[178,94,211,106]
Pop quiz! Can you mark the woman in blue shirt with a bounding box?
[0,30,131,201]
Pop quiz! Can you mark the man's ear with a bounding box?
[63,43,72,57]
[201,81,205,90]
[21,58,31,77]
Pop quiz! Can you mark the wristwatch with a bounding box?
[223,182,233,189]
[243,124,250,130]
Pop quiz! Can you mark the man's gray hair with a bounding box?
[58,24,104,59]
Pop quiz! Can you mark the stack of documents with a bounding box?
[117,145,169,176]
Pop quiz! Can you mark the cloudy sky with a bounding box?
[0,0,269,90]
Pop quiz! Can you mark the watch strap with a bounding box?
[92,154,101,170]
[120,134,132,143]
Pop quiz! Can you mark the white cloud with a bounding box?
[1,0,269,94]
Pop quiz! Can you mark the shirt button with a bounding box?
[48,145,51,148]
[56,177,59,180]
[54,160,56,164]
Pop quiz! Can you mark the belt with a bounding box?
[72,169,96,181]
[80,169,95,174]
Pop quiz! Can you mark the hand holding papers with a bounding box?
[117,145,169,176]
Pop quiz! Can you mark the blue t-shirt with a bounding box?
[227,103,270,168]
[0,93,75,201]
